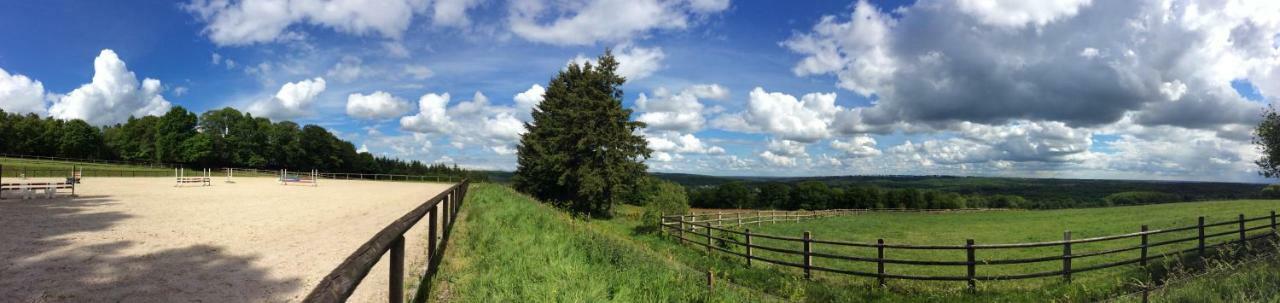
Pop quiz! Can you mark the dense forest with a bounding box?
[674,175,1273,210]
[0,108,484,179]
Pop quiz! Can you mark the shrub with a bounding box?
[1103,191,1181,206]
[638,178,690,233]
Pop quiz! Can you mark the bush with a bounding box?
[638,178,690,233]
[988,195,1025,209]
[1103,191,1181,206]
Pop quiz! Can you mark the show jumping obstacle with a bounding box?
[175,168,212,187]
[0,164,78,200]
[280,169,318,187]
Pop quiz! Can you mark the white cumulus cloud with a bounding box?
[346,91,413,120]
[248,77,327,120]
[183,0,430,46]
[567,44,666,81]
[0,67,47,115]
[509,0,729,45]
[48,49,172,125]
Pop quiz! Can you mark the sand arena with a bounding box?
[0,176,451,302]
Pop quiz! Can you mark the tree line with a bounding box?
[688,181,1026,210]
[684,180,1276,211]
[0,108,485,180]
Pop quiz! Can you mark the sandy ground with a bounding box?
[0,176,453,302]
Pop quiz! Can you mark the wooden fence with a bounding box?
[304,180,470,302]
[661,209,1280,290]
[0,165,170,178]
[0,165,465,182]
[317,172,464,183]
[0,153,174,168]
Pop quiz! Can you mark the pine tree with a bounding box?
[513,50,651,217]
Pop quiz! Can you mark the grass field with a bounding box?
[589,200,1280,302]
[428,184,776,302]
[0,156,171,177]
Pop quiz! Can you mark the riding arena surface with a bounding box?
[0,177,452,302]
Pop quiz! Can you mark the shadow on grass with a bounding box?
[410,208,463,303]
[1133,234,1280,290]
[0,194,302,302]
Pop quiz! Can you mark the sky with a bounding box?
[1,0,1279,183]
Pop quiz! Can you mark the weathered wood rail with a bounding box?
[317,172,465,183]
[661,209,1280,290]
[304,180,470,302]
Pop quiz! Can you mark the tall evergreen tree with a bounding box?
[513,50,652,217]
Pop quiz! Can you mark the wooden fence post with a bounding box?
[1239,214,1247,245]
[707,269,715,292]
[745,229,753,267]
[1272,211,1277,234]
[679,216,686,244]
[389,235,404,303]
[966,239,976,291]
[1198,216,1206,257]
[1062,231,1072,282]
[705,222,712,254]
[803,231,812,280]
[428,207,438,260]
[876,238,886,287]
[1139,225,1149,267]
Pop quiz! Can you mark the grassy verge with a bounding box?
[1133,246,1280,302]
[593,201,1280,302]
[427,183,773,302]
[1,156,171,177]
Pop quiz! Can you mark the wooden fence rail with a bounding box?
[304,180,470,303]
[661,209,1280,290]
[316,172,464,183]
[0,153,175,168]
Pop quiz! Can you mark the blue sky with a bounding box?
[1,0,1279,183]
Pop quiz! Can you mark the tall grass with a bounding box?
[427,183,773,302]
[1127,245,1280,302]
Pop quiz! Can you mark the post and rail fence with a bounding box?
[0,153,175,168]
[316,172,466,183]
[661,209,1280,291]
[304,180,470,303]
[0,165,467,183]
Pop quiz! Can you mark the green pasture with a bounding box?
[600,200,1280,302]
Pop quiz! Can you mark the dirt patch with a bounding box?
[0,177,450,302]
